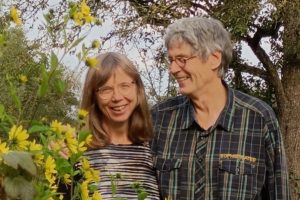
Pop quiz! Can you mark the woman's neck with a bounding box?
[102,121,132,145]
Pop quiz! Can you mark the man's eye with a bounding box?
[177,57,186,63]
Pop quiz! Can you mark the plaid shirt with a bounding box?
[150,85,290,200]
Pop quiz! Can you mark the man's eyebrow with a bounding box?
[168,54,190,58]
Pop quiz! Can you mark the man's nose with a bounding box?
[168,61,181,74]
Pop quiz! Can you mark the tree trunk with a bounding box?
[281,1,300,199]
[281,66,300,200]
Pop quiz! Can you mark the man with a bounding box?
[150,17,290,200]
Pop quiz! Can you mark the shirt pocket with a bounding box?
[153,156,182,198]
[218,159,258,199]
[219,159,256,175]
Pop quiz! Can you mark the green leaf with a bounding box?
[111,178,117,195]
[69,34,87,51]
[56,157,72,174]
[28,125,50,134]
[7,76,21,112]
[37,65,49,97]
[4,176,35,200]
[138,191,148,200]
[78,130,91,143]
[89,184,98,193]
[0,104,5,119]
[54,79,66,94]
[3,177,20,199]
[63,27,69,47]
[2,151,37,176]
[43,13,51,24]
[50,51,59,71]
[40,134,48,146]
[0,33,5,45]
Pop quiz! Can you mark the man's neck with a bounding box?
[191,80,227,130]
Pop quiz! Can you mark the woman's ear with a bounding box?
[210,50,222,70]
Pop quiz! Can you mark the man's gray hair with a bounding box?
[165,17,233,78]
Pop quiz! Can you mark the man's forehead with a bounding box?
[167,41,193,57]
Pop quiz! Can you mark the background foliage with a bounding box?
[0,25,79,126]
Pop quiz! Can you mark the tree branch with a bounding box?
[243,35,286,113]
[231,62,267,79]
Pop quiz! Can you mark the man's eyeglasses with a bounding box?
[97,81,136,100]
[167,55,197,68]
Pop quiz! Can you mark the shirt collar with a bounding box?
[181,97,196,129]
[181,81,235,132]
[215,82,235,132]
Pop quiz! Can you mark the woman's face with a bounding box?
[96,68,138,126]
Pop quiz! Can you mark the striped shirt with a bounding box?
[84,144,160,200]
[150,84,290,200]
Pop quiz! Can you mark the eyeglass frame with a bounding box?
[96,81,136,100]
[167,54,198,68]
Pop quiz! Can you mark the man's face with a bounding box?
[167,42,220,97]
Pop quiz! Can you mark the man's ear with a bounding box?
[210,50,222,70]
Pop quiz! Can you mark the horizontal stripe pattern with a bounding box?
[84,144,160,200]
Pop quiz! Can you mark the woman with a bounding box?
[80,52,160,199]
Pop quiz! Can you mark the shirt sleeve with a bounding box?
[264,117,291,200]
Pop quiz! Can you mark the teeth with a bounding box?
[177,77,189,81]
[111,105,126,111]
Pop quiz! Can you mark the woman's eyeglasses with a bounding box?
[97,81,136,100]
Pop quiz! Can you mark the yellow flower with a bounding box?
[45,155,57,185]
[78,141,87,152]
[49,140,62,151]
[85,57,98,68]
[50,120,64,134]
[28,140,42,151]
[84,15,95,23]
[91,40,101,49]
[80,0,91,16]
[10,6,22,25]
[63,173,72,184]
[59,195,64,200]
[80,181,89,200]
[28,140,44,165]
[81,157,90,171]
[70,0,96,26]
[78,109,88,119]
[73,11,84,26]
[8,125,29,150]
[64,124,76,136]
[85,134,92,145]
[84,168,100,182]
[0,139,9,154]
[65,131,78,154]
[92,191,102,200]
[19,75,28,83]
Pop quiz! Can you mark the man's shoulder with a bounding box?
[151,95,188,112]
[233,89,275,118]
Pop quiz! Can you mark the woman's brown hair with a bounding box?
[80,52,153,148]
